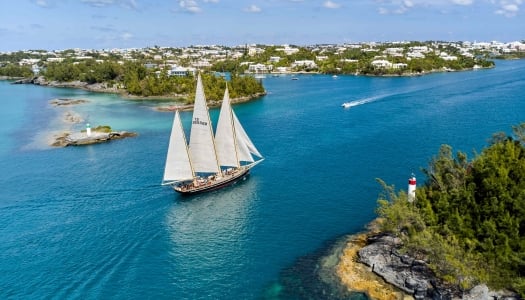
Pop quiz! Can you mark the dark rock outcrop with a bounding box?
[357,233,520,300]
[12,78,35,84]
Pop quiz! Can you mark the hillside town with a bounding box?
[1,40,524,78]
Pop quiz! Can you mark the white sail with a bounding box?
[235,128,254,163]
[233,112,263,159]
[215,86,240,167]
[163,110,194,183]
[188,74,221,174]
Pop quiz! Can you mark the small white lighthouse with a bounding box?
[408,174,416,202]
[86,123,91,137]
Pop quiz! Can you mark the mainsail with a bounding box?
[215,86,263,166]
[215,86,241,167]
[162,110,194,184]
[188,74,221,174]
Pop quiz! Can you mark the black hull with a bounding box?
[174,169,250,195]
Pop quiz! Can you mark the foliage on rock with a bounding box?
[81,125,112,133]
[376,123,525,295]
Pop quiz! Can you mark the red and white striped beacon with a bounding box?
[408,174,416,202]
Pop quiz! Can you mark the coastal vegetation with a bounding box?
[0,63,33,78]
[39,60,265,103]
[375,123,525,296]
[83,125,112,133]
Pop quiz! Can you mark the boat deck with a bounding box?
[174,168,250,194]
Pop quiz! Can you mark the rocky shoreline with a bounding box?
[13,76,124,94]
[51,130,137,147]
[12,76,266,109]
[332,220,520,300]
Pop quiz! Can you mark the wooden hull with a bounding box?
[173,168,250,195]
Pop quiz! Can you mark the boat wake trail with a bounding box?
[342,94,388,108]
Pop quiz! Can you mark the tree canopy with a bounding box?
[376,123,525,295]
[40,61,264,102]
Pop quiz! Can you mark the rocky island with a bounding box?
[44,96,137,147]
[51,126,137,147]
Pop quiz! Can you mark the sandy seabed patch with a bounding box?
[335,233,411,300]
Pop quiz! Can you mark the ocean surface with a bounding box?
[1,60,524,299]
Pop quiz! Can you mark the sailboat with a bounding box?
[162,74,264,194]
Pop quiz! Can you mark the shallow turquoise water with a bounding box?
[0,60,524,299]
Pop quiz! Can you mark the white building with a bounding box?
[383,47,404,56]
[409,46,429,53]
[393,63,408,69]
[47,57,65,63]
[341,59,359,63]
[193,60,212,68]
[32,65,41,75]
[407,52,425,59]
[248,63,272,73]
[247,47,264,56]
[439,52,458,61]
[291,60,317,69]
[275,66,289,73]
[371,59,393,68]
[168,66,195,77]
[276,45,299,55]
[508,41,525,51]
[19,58,40,65]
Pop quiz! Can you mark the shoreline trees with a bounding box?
[38,60,265,102]
[376,123,525,295]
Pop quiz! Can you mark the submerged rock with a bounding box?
[62,111,84,124]
[49,98,89,106]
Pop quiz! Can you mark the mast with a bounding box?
[228,86,241,168]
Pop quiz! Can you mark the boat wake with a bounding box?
[341,94,387,109]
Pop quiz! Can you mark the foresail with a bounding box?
[215,87,240,167]
[188,74,221,174]
[233,111,263,159]
[163,110,194,183]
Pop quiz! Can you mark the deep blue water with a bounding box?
[1,60,524,299]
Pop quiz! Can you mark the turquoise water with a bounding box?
[1,60,524,299]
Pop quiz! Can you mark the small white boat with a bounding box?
[341,102,352,108]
